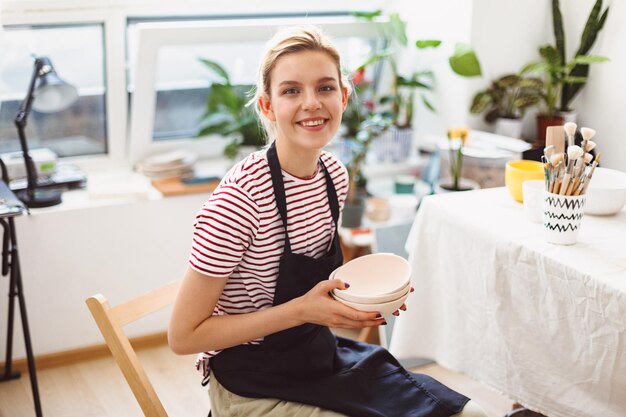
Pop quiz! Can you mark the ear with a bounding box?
[341,87,349,112]
[258,95,276,122]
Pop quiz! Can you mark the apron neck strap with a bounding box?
[266,142,340,251]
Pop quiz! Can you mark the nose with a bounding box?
[301,90,321,111]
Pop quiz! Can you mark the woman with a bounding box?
[169,26,486,417]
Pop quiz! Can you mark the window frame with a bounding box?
[1,0,385,170]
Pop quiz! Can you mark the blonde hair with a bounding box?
[252,26,351,141]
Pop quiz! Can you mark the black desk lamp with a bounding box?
[14,56,77,208]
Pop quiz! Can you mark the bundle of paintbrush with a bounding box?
[542,122,601,196]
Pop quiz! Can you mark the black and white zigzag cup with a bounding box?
[543,191,586,245]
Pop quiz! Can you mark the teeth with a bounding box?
[301,119,324,127]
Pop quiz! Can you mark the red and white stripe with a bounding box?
[189,149,348,375]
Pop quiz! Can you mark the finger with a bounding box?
[399,303,407,311]
[333,304,382,321]
[333,318,387,329]
[410,287,415,293]
[319,278,350,292]
[392,310,400,316]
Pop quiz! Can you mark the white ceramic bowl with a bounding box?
[332,253,411,299]
[332,280,410,304]
[585,168,626,216]
[332,290,410,316]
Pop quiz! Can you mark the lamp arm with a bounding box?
[14,58,44,194]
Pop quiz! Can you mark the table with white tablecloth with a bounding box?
[389,187,626,417]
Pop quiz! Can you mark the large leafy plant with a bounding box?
[197,58,264,159]
[470,73,543,122]
[352,10,482,129]
[555,0,610,111]
[522,0,609,116]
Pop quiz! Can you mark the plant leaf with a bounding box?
[389,13,408,47]
[485,108,500,124]
[415,40,441,49]
[449,43,482,77]
[208,84,240,115]
[470,91,492,114]
[421,95,436,112]
[199,58,230,84]
[518,77,544,90]
[513,94,542,109]
[351,10,383,21]
[578,0,603,55]
[495,74,521,88]
[521,62,550,74]
[397,76,431,89]
[572,55,609,64]
[552,0,566,66]
[562,76,588,84]
[356,49,393,71]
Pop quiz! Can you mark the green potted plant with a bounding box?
[353,11,481,162]
[470,73,543,139]
[555,0,610,116]
[522,0,609,143]
[196,58,265,160]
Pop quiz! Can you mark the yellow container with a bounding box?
[505,160,545,202]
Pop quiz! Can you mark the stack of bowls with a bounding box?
[330,253,411,316]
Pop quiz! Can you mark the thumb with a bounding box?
[320,278,350,292]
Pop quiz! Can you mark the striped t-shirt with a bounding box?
[189,148,348,376]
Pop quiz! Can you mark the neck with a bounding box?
[274,140,321,178]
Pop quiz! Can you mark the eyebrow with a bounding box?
[277,77,338,87]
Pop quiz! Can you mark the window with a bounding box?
[127,16,385,163]
[0,24,107,158]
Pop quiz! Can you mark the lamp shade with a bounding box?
[31,57,77,113]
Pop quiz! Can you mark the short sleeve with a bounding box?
[188,182,259,277]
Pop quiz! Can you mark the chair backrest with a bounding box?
[85,280,182,417]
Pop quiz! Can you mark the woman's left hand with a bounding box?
[391,287,414,316]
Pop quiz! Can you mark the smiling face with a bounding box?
[259,50,348,156]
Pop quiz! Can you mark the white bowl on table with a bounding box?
[585,168,626,216]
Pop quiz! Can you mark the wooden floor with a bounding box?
[0,343,514,417]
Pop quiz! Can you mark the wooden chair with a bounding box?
[85,280,182,417]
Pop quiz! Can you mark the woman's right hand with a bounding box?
[291,279,386,329]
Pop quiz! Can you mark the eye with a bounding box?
[319,85,336,92]
[282,88,299,95]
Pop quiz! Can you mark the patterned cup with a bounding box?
[543,191,586,245]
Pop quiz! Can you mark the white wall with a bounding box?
[0,193,206,359]
[399,0,625,170]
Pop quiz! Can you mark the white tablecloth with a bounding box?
[389,187,626,417]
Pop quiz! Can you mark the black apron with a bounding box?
[210,142,469,417]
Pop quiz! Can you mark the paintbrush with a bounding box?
[560,145,583,194]
[564,122,577,147]
[580,127,596,155]
[579,153,602,195]
[541,156,550,190]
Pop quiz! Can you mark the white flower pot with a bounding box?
[494,118,523,139]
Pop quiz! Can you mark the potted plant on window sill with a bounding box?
[470,73,543,139]
[196,58,265,160]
